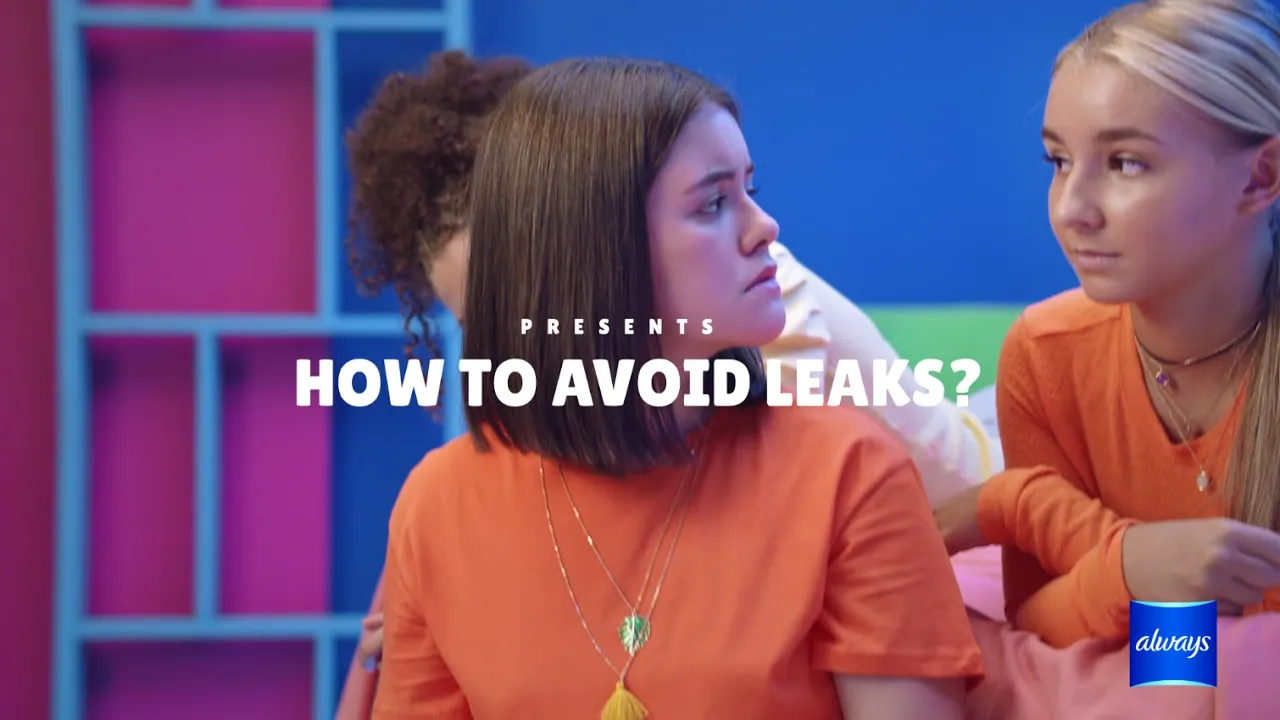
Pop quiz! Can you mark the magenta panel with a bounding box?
[86,642,312,720]
[220,337,332,614]
[89,338,195,616]
[87,29,317,313]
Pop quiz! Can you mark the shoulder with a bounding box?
[1000,288,1122,382]
[998,289,1126,421]
[388,432,512,534]
[710,405,932,573]
[737,403,917,492]
[751,402,907,450]
[1011,287,1121,345]
[400,432,485,490]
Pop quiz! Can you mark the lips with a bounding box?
[1070,248,1120,271]
[748,264,777,290]
[1072,247,1118,257]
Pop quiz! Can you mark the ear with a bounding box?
[1239,135,1280,215]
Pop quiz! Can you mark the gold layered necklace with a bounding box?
[538,429,709,720]
[1134,321,1258,493]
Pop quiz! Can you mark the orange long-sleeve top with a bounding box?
[372,404,983,719]
[973,288,1278,649]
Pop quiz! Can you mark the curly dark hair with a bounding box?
[344,50,532,358]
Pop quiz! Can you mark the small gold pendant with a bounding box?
[1196,471,1210,493]
[618,614,651,655]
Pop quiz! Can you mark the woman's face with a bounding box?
[427,229,470,321]
[645,104,785,358]
[1042,58,1264,305]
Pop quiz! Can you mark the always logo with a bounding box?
[1129,601,1218,688]
[1132,626,1213,660]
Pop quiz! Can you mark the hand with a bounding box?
[933,485,988,556]
[1122,518,1280,612]
[357,613,384,672]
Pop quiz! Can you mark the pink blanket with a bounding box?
[335,548,1274,718]
[951,546,1276,720]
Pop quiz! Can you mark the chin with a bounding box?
[1076,275,1140,306]
[734,309,788,348]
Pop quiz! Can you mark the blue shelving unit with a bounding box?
[50,1,469,718]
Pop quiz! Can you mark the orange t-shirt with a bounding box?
[372,403,983,719]
[975,288,1274,649]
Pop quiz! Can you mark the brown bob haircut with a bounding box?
[463,57,767,476]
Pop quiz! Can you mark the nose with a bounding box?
[1052,171,1104,234]
[739,200,779,255]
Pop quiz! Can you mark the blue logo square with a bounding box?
[1129,601,1217,687]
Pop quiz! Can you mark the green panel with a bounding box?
[862,305,1023,398]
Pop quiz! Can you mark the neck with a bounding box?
[672,403,710,438]
[1131,237,1272,363]
[672,362,712,438]
[662,345,717,438]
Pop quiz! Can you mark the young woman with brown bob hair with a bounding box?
[361,56,982,719]
[336,50,995,719]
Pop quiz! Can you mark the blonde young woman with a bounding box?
[932,0,1280,716]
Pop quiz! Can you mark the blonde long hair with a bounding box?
[1057,0,1280,531]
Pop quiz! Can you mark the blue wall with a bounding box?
[470,0,1125,304]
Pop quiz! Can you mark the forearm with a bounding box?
[976,467,1124,575]
[1009,520,1136,647]
[835,675,967,720]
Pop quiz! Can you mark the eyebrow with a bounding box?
[1041,126,1164,145]
[685,164,754,194]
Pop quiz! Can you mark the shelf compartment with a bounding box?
[88,28,317,314]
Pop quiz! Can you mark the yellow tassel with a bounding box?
[601,681,648,720]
